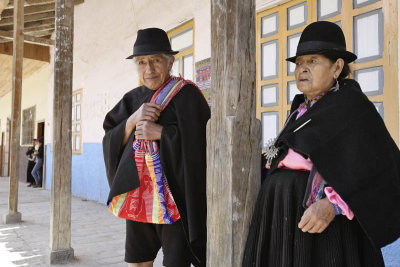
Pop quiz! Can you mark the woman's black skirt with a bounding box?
[243,169,384,267]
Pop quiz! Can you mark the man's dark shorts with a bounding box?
[125,219,192,267]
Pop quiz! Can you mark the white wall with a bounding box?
[44,0,212,145]
[21,64,49,140]
[0,63,49,141]
[0,92,11,133]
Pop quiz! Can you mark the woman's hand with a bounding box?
[135,121,163,140]
[298,198,335,234]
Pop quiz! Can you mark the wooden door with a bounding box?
[37,121,44,139]
[0,132,4,176]
[3,119,11,176]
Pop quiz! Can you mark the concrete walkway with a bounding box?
[0,177,163,267]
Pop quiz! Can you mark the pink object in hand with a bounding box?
[277,148,312,171]
[324,187,354,220]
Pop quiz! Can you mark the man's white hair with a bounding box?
[162,54,173,65]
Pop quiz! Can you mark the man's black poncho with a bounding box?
[102,84,210,265]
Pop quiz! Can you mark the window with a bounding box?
[256,0,399,147]
[72,89,82,154]
[22,106,35,145]
[168,20,194,81]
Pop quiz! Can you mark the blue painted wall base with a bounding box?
[45,143,110,204]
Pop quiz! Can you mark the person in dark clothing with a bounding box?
[26,138,37,187]
[102,28,210,267]
[243,21,400,267]
[31,137,44,188]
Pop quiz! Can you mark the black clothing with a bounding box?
[244,79,400,266]
[103,84,210,266]
[37,145,44,159]
[125,219,191,267]
[243,169,384,267]
[269,79,400,248]
[26,147,35,184]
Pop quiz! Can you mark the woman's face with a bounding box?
[294,54,343,99]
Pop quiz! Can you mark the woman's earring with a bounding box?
[333,78,339,92]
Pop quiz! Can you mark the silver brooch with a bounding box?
[263,138,279,166]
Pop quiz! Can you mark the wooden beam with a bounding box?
[23,32,52,45]
[7,0,83,7]
[24,21,55,31]
[0,11,54,26]
[27,28,53,37]
[2,0,23,225]
[0,29,53,45]
[8,0,54,6]
[23,23,53,33]
[207,0,260,266]
[0,0,9,14]
[0,18,54,31]
[0,41,49,61]
[1,3,54,18]
[49,0,74,263]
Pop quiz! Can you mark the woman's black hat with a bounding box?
[126,28,179,59]
[286,21,357,63]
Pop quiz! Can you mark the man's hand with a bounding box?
[122,103,162,146]
[135,121,163,140]
[128,103,162,126]
[298,198,335,234]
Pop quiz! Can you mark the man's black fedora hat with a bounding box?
[126,28,178,59]
[286,21,357,63]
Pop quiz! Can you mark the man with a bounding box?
[102,28,210,267]
[26,138,37,187]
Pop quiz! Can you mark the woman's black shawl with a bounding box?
[102,84,210,263]
[271,79,400,248]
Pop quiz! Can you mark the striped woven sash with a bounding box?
[109,76,188,224]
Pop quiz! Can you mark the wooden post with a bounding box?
[207,0,260,266]
[49,0,74,264]
[2,0,24,225]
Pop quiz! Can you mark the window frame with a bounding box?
[72,89,83,154]
[167,20,195,81]
[256,0,399,145]
[21,105,36,146]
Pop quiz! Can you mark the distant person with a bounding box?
[103,28,210,267]
[31,137,44,188]
[26,138,37,187]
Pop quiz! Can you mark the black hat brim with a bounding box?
[126,50,179,59]
[286,49,357,63]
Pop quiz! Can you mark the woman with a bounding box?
[243,21,400,267]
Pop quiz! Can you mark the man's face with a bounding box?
[135,54,174,90]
